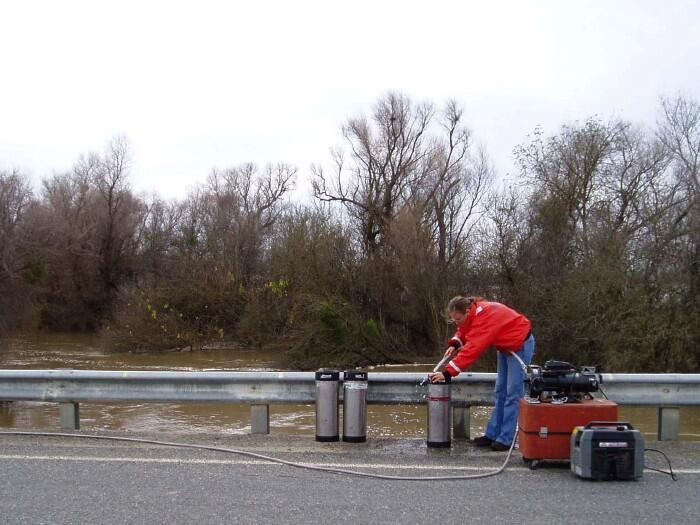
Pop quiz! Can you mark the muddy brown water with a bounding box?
[1,334,698,441]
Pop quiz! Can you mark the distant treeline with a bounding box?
[1,93,698,372]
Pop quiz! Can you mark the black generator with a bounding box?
[571,422,644,480]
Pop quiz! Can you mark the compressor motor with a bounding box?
[527,360,600,402]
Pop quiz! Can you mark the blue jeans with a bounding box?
[485,334,535,445]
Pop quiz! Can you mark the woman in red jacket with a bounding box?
[429,296,535,451]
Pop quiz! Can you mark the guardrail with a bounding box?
[1,370,699,440]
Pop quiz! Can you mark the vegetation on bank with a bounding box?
[0,93,698,372]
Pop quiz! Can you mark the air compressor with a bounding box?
[518,360,619,468]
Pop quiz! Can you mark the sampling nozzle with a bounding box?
[420,354,453,386]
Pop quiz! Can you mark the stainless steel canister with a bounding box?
[342,370,368,443]
[427,376,452,448]
[315,369,340,442]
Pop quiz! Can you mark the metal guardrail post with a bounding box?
[59,402,80,430]
[250,404,270,434]
[452,406,470,439]
[657,406,680,441]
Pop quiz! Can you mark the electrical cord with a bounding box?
[0,429,520,482]
[644,448,678,481]
[566,371,676,481]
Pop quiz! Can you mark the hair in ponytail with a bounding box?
[447,295,485,314]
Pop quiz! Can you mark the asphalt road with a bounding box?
[0,431,697,525]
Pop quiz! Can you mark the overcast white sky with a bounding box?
[1,0,699,199]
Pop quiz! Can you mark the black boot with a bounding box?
[490,441,510,452]
[471,435,493,447]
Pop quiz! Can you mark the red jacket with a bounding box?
[444,301,531,378]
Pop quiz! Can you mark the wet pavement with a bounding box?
[0,429,697,524]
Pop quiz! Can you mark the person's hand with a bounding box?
[429,372,445,383]
[443,347,458,359]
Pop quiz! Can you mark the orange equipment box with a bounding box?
[518,398,618,464]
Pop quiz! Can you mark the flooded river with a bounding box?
[1,334,698,440]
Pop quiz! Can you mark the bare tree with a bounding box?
[0,169,32,272]
[427,144,492,268]
[311,93,493,352]
[659,95,700,195]
[0,169,34,331]
[657,95,700,346]
[136,195,183,277]
[24,137,146,330]
[312,92,437,253]
[92,136,140,295]
[515,119,620,260]
[486,186,528,291]
[205,162,296,282]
